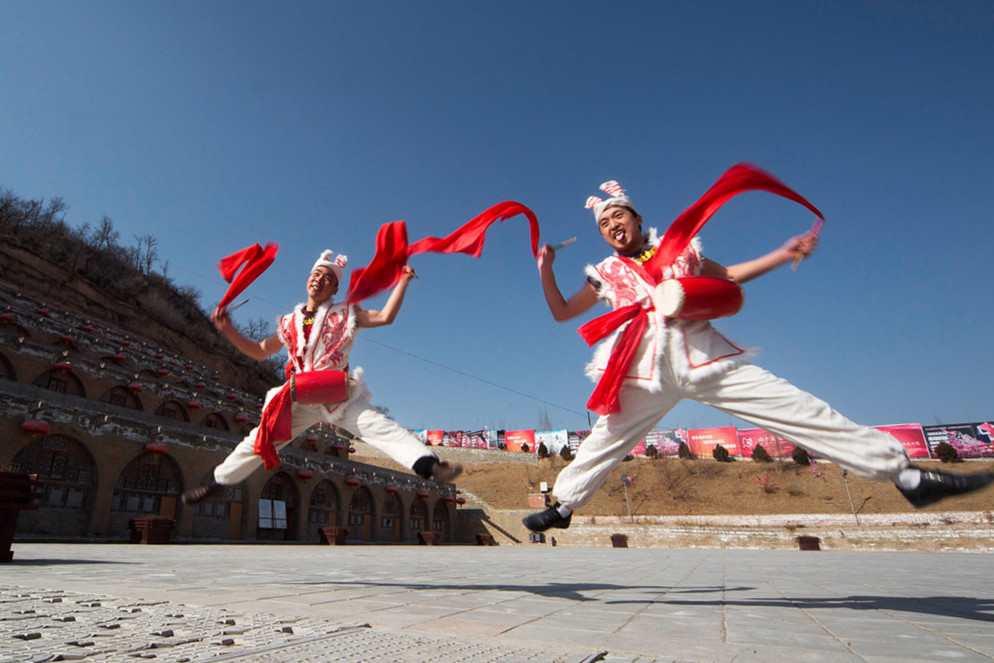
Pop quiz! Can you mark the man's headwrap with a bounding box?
[585,181,637,221]
[312,249,348,282]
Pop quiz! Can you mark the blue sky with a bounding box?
[2,1,992,433]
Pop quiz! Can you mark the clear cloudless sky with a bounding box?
[2,1,992,433]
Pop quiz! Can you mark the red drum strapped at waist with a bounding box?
[290,370,349,404]
[653,277,744,320]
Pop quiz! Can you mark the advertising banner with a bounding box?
[426,430,444,447]
[535,430,569,454]
[688,426,739,457]
[922,423,994,459]
[736,429,795,459]
[410,429,428,444]
[462,429,496,449]
[875,423,931,459]
[643,429,685,456]
[567,430,591,452]
[632,437,646,455]
[505,429,536,452]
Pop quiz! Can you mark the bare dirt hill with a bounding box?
[368,453,994,517]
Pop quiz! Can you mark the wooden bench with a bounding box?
[318,527,348,545]
[417,530,440,545]
[0,473,42,562]
[128,518,176,544]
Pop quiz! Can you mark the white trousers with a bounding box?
[554,361,910,511]
[214,394,431,486]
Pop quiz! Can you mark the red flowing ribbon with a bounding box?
[347,201,539,304]
[255,382,292,469]
[216,242,279,309]
[584,163,825,416]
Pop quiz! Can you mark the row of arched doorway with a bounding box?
[9,433,452,543]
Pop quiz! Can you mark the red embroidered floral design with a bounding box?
[313,309,349,370]
[599,260,644,307]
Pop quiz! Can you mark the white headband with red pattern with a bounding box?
[585,181,636,221]
[312,249,348,281]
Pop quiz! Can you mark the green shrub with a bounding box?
[751,444,772,463]
[712,444,733,462]
[934,441,959,463]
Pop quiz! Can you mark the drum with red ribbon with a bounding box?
[653,276,744,320]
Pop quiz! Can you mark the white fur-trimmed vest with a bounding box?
[584,230,750,391]
[278,300,357,375]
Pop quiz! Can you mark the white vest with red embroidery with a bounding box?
[584,230,749,392]
[278,300,357,375]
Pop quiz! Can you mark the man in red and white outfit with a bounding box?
[183,250,460,504]
[524,180,993,531]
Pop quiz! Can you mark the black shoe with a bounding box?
[523,502,572,532]
[898,469,994,508]
[181,480,224,505]
[432,461,463,485]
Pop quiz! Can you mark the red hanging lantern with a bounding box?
[158,369,170,377]
[297,469,314,480]
[345,477,361,487]
[194,381,206,389]
[443,495,456,502]
[155,353,164,360]
[234,412,248,423]
[36,308,49,317]
[54,361,73,373]
[145,442,168,455]
[212,374,221,381]
[456,497,466,505]
[305,433,318,444]
[1,313,16,325]
[80,324,93,333]
[21,419,51,437]
[121,340,131,347]
[113,353,126,363]
[416,490,430,499]
[187,400,202,410]
[348,446,357,454]
[128,382,144,393]
[385,485,399,494]
[227,393,237,401]
[60,335,75,346]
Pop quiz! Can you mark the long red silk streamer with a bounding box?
[584,163,825,416]
[644,163,824,280]
[216,242,279,309]
[347,201,540,304]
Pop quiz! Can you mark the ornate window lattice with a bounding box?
[11,435,95,509]
[111,453,180,514]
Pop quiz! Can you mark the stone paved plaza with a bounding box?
[2,543,993,662]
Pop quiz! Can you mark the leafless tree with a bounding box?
[90,216,119,250]
[133,233,159,275]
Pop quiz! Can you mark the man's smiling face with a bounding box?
[597,205,645,254]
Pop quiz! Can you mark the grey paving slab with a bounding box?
[1,544,993,662]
